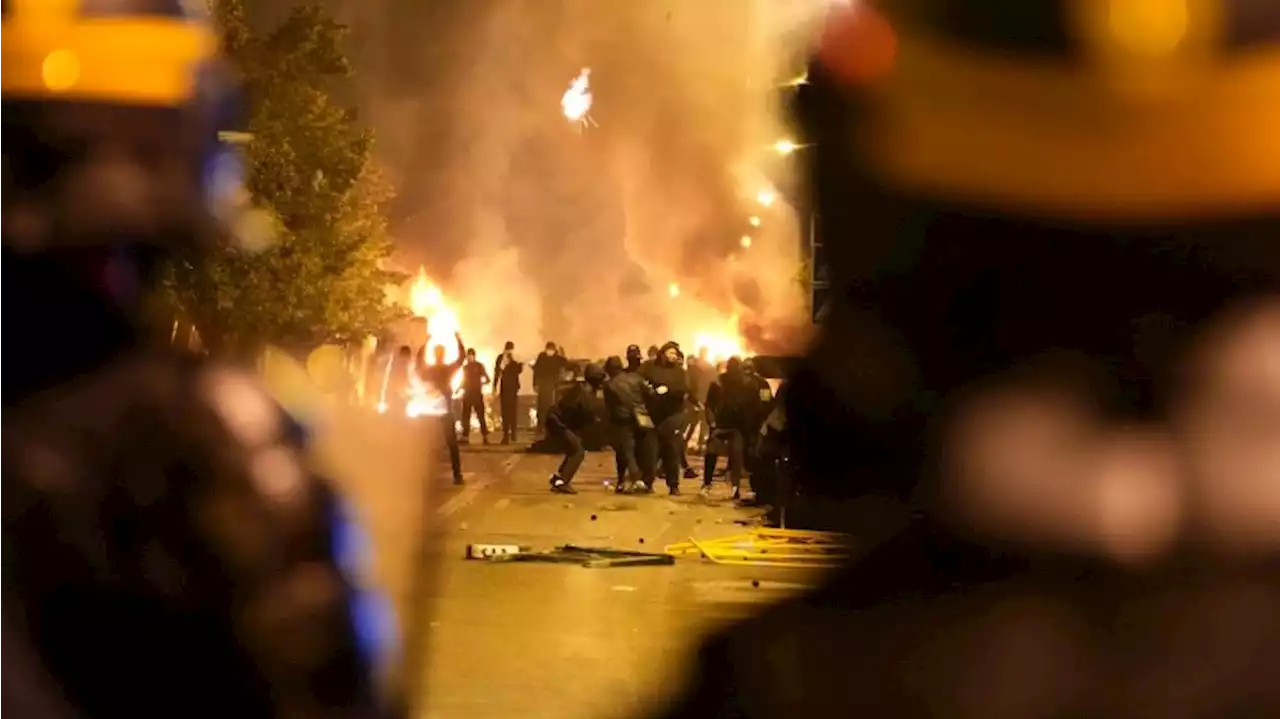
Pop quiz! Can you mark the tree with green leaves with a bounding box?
[165,0,404,356]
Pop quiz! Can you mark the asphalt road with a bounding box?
[415,441,830,719]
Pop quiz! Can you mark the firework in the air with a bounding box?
[561,67,595,127]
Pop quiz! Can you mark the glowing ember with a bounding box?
[561,67,594,125]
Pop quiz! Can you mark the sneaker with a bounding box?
[635,482,654,495]
[668,485,682,497]
[698,484,712,498]
[550,475,577,494]
[683,467,699,480]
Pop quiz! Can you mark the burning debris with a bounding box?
[561,68,596,128]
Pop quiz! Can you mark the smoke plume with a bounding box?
[335,0,830,358]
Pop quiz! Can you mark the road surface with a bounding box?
[420,441,829,719]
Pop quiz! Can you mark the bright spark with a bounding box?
[748,216,761,227]
[561,68,595,126]
[773,139,799,155]
[740,235,753,248]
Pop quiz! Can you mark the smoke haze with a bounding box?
[330,0,829,358]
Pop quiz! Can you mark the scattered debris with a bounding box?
[590,514,598,521]
[666,528,850,568]
[751,579,760,588]
[474,543,676,568]
[465,543,529,559]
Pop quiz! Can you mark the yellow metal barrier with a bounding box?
[666,528,851,568]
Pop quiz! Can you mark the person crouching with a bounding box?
[547,363,608,494]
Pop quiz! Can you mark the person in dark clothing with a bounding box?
[459,348,490,444]
[417,333,467,485]
[546,364,608,494]
[383,345,414,417]
[532,341,567,437]
[684,348,715,452]
[493,341,523,443]
[702,356,760,500]
[640,341,692,495]
[604,353,658,493]
[739,358,775,502]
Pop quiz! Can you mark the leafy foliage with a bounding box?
[165,0,404,353]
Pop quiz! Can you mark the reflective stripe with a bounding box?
[1,17,215,104]
[864,34,1280,219]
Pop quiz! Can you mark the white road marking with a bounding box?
[437,454,524,517]
[611,585,638,592]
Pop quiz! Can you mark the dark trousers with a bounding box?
[535,386,556,435]
[548,418,585,483]
[499,391,519,441]
[612,422,654,485]
[703,428,746,490]
[437,413,462,481]
[460,392,488,437]
[654,414,684,490]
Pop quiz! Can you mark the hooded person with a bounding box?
[546,363,608,494]
[702,356,761,500]
[603,354,658,493]
[640,341,692,495]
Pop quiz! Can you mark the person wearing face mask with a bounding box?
[640,341,692,495]
[605,350,658,493]
[532,341,567,437]
[493,341,524,444]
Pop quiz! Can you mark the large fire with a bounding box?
[378,267,496,423]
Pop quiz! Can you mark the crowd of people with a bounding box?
[393,335,783,501]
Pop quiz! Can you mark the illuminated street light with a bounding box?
[756,189,777,207]
[748,215,761,227]
[740,235,753,249]
[773,138,799,155]
[668,282,680,298]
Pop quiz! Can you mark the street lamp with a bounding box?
[748,215,761,227]
[740,235,753,249]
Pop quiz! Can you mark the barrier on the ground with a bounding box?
[665,527,850,568]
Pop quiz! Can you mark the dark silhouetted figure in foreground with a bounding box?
[459,347,490,444]
[493,341,523,443]
[417,334,467,485]
[1,3,390,716]
[659,2,1280,717]
[546,364,607,494]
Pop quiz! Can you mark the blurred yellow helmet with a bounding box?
[819,0,1280,220]
[1,0,217,107]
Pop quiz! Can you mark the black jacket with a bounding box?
[493,352,522,395]
[705,369,761,431]
[641,348,689,422]
[532,352,566,391]
[546,382,602,431]
[461,360,489,395]
[604,370,653,425]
